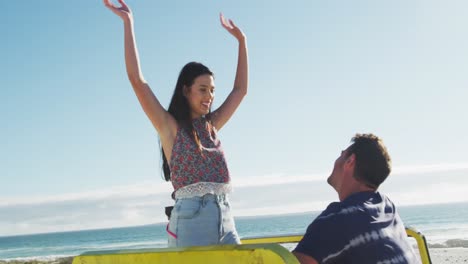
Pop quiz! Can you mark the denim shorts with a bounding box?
[167,193,240,247]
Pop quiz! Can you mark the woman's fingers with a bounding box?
[103,0,113,8]
[220,13,228,28]
[117,0,129,10]
[104,0,120,13]
[104,0,132,18]
[220,13,240,34]
[229,19,236,29]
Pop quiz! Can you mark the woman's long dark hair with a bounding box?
[162,62,213,181]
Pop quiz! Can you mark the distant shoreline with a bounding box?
[1,203,467,262]
[3,201,468,238]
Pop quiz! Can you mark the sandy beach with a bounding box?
[429,248,468,264]
[0,257,73,264]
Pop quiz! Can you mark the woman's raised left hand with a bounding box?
[220,13,246,42]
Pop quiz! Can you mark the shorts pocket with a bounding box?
[174,199,202,219]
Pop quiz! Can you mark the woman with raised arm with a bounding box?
[103,0,248,247]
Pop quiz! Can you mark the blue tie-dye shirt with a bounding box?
[294,192,420,264]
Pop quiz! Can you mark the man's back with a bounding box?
[294,192,419,263]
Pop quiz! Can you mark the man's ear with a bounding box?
[345,153,356,169]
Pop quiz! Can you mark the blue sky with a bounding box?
[2,0,468,236]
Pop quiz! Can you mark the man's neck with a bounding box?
[338,185,376,202]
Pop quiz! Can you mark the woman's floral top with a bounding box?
[170,117,231,198]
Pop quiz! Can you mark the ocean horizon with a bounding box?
[1,201,467,261]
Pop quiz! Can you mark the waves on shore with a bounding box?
[429,239,468,248]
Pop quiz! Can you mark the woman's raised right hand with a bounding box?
[103,0,132,21]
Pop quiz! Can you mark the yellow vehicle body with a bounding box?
[72,227,431,264]
[72,243,299,264]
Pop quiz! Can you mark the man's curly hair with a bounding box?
[346,133,392,188]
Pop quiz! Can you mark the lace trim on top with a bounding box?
[175,182,232,199]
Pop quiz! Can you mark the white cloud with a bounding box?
[231,172,327,187]
[387,182,468,206]
[392,162,468,175]
[0,181,173,207]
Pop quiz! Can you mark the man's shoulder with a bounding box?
[314,202,348,222]
[316,196,370,221]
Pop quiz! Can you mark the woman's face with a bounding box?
[185,74,215,119]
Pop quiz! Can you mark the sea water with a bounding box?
[1,202,467,261]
